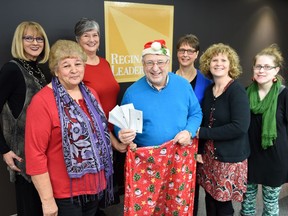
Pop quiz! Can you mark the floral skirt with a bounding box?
[197,140,247,202]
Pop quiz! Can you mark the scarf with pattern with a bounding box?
[52,77,114,202]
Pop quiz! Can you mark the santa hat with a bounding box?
[142,39,170,57]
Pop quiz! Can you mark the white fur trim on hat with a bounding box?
[142,41,170,57]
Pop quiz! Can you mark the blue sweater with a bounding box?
[116,72,202,147]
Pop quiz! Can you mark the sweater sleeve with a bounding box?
[25,92,53,175]
[185,86,203,137]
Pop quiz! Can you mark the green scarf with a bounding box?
[247,80,281,149]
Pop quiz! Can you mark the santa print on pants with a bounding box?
[124,139,198,216]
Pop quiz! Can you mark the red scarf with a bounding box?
[124,139,198,216]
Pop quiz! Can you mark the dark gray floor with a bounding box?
[104,184,288,216]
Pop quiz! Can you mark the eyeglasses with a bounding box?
[144,60,169,68]
[177,49,196,55]
[22,36,44,43]
[253,65,277,71]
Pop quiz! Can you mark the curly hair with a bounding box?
[199,43,242,80]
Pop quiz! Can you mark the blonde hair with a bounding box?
[200,43,242,79]
[11,21,50,63]
[254,43,284,68]
[254,43,284,81]
[49,40,87,76]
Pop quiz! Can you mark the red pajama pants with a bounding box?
[124,139,198,216]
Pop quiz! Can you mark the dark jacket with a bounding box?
[199,80,250,163]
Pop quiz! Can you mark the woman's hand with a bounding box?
[42,198,58,216]
[113,141,129,153]
[196,154,203,164]
[3,150,23,172]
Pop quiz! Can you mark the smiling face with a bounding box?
[177,44,198,68]
[142,54,170,90]
[55,57,85,90]
[253,55,279,85]
[22,27,44,61]
[209,53,230,79]
[78,29,99,55]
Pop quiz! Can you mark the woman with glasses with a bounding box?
[0,21,50,215]
[174,34,212,216]
[174,34,212,105]
[240,44,288,216]
[196,43,250,216]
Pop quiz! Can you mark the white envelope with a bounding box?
[108,103,143,133]
[129,109,143,133]
[108,105,128,129]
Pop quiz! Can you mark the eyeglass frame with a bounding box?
[253,65,278,71]
[22,35,44,43]
[143,59,169,68]
[177,48,197,55]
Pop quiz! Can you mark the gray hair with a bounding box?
[74,17,100,42]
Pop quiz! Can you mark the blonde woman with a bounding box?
[0,21,50,216]
[241,44,288,216]
[197,43,250,216]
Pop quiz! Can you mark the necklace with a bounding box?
[18,59,47,88]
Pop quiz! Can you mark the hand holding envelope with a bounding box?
[108,103,143,133]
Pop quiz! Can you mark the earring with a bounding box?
[251,77,255,82]
[272,77,277,83]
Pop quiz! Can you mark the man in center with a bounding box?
[116,39,202,149]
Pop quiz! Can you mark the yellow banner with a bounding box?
[104,2,174,83]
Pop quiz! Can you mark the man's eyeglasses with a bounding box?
[22,36,44,43]
[177,49,196,55]
[144,60,169,68]
[253,65,277,71]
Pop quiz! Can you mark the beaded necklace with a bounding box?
[18,59,47,88]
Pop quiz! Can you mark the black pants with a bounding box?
[15,175,43,216]
[55,195,98,216]
[205,192,234,216]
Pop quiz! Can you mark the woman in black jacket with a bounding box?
[196,43,250,216]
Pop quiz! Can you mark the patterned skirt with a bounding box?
[197,140,247,202]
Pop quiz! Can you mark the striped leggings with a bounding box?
[240,183,281,216]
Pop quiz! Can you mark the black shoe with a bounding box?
[95,208,107,216]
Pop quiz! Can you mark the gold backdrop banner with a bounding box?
[104,2,174,83]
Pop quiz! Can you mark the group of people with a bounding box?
[0,19,119,216]
[0,18,287,216]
